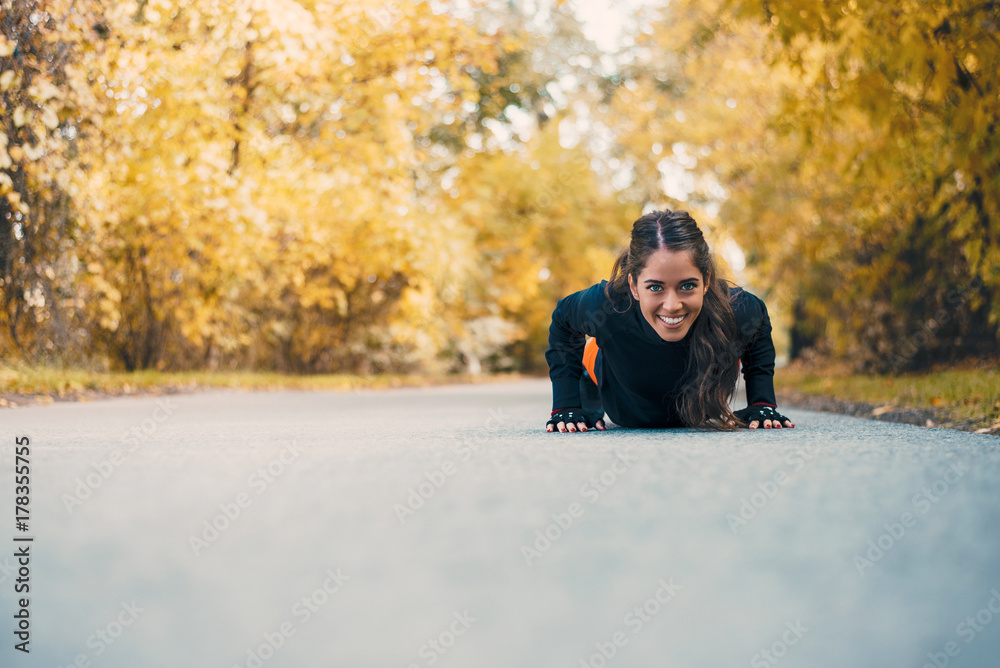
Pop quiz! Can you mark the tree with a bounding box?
[607,0,1000,371]
[0,0,101,362]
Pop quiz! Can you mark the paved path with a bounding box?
[2,379,999,668]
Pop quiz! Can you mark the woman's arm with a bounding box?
[735,290,795,429]
[544,284,606,432]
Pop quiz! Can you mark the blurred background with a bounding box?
[1,0,998,377]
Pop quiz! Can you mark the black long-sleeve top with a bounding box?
[545,281,778,428]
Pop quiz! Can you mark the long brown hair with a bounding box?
[605,209,743,430]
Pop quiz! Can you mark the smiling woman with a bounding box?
[545,209,795,432]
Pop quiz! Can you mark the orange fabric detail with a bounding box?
[583,337,599,386]
[580,344,738,388]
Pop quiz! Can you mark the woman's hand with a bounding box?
[733,404,795,429]
[546,408,607,433]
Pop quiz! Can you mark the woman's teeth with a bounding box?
[658,314,685,326]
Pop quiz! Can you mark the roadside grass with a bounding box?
[0,362,522,407]
[775,358,1000,432]
[4,359,997,434]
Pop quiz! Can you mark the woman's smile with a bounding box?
[657,313,687,328]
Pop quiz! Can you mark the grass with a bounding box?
[4,358,998,434]
[774,357,1000,432]
[0,362,523,407]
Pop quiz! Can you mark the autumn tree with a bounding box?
[0,0,636,375]
[0,0,102,363]
[607,0,1000,371]
[67,0,512,372]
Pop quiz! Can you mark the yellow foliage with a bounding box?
[609,0,1000,370]
[7,0,989,374]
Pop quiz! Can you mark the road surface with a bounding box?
[2,379,999,667]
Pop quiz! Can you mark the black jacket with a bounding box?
[546,281,777,428]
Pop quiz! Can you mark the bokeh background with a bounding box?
[2,0,998,376]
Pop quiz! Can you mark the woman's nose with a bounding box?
[663,291,681,311]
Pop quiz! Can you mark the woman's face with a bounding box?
[628,248,709,342]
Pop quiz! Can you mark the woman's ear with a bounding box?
[628,274,639,300]
[703,273,711,295]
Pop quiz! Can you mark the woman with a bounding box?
[545,209,794,432]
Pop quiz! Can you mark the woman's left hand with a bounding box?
[733,404,795,429]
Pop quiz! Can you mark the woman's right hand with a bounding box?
[546,408,607,433]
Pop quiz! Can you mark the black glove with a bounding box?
[546,407,604,431]
[734,404,793,427]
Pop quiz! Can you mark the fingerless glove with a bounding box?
[734,404,790,426]
[546,408,604,429]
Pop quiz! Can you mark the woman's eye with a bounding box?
[681,282,697,291]
[648,285,663,292]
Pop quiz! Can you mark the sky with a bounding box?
[572,0,651,51]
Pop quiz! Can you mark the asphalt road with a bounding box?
[2,379,999,668]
